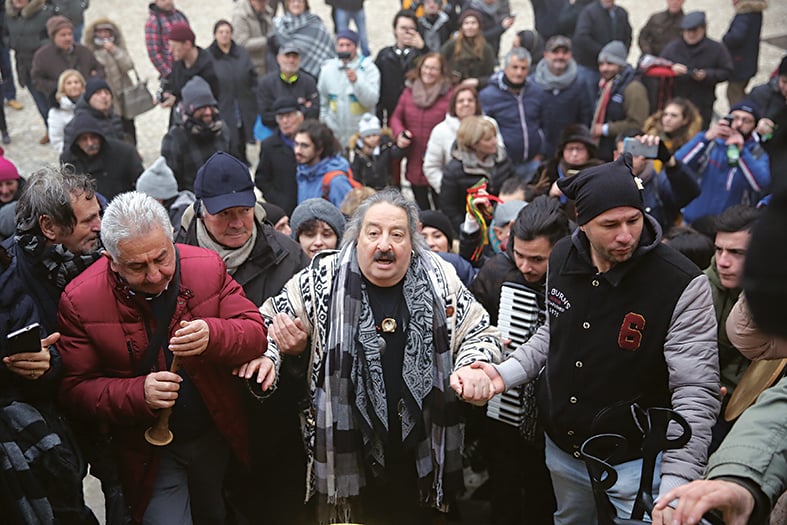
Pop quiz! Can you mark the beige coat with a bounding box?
[231,0,274,76]
[83,19,135,117]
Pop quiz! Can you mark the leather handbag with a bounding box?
[120,67,155,118]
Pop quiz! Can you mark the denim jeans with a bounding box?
[334,8,371,57]
[545,434,661,525]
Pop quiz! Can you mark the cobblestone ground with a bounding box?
[5,0,772,522]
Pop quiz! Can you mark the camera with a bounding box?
[337,51,352,61]
[722,114,734,126]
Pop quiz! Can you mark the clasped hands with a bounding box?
[450,361,506,406]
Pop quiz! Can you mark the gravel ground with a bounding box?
[10,0,773,522]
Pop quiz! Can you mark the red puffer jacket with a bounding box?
[57,244,267,522]
[390,83,452,187]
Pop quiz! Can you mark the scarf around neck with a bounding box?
[313,246,464,522]
[533,58,578,91]
[411,78,451,109]
[195,217,257,275]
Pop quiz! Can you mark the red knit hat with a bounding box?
[168,22,195,44]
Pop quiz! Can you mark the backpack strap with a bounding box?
[321,167,361,200]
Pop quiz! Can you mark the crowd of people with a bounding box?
[1,0,787,524]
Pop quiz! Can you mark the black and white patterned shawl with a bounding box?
[313,244,464,521]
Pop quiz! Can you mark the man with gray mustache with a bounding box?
[243,189,502,524]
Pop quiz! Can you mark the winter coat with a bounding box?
[637,8,684,57]
[704,259,747,389]
[296,154,353,208]
[702,375,787,524]
[255,131,298,215]
[83,19,135,118]
[676,131,770,224]
[440,37,496,89]
[390,82,452,187]
[479,71,545,165]
[0,241,95,525]
[62,96,125,149]
[497,217,720,492]
[722,0,766,82]
[57,244,268,522]
[532,62,593,157]
[748,77,787,121]
[231,0,274,76]
[423,114,502,193]
[256,68,319,128]
[529,0,568,40]
[5,0,51,87]
[161,122,230,192]
[347,129,404,190]
[318,54,380,147]
[418,12,452,53]
[48,0,86,26]
[207,40,258,160]
[439,144,514,229]
[165,47,221,104]
[31,42,104,100]
[47,95,78,153]
[374,44,429,123]
[726,293,787,361]
[144,2,189,78]
[660,36,733,126]
[176,205,309,307]
[594,66,649,161]
[572,0,632,69]
[60,114,142,200]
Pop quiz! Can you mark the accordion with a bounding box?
[486,282,542,440]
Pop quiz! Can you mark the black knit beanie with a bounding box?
[557,154,644,225]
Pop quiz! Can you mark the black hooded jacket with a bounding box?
[60,113,143,200]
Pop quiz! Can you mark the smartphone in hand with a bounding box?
[623,137,658,159]
[5,323,42,356]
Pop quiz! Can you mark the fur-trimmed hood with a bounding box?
[83,18,127,50]
[734,0,767,14]
[7,0,46,18]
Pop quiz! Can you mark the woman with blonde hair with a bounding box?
[439,115,513,228]
[47,69,85,153]
[423,85,502,194]
[440,9,495,89]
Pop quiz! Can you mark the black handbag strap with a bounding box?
[135,247,181,376]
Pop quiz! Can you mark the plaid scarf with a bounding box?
[313,245,464,522]
[274,12,337,78]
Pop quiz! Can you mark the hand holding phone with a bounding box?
[623,137,658,159]
[6,323,41,356]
